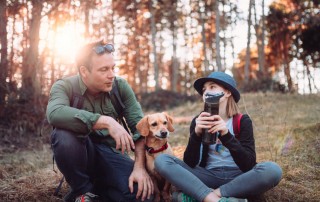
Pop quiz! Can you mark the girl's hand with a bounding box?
[208,115,228,136]
[195,112,215,136]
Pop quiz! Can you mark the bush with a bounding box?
[138,90,198,111]
[241,78,287,93]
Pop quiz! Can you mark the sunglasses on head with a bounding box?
[93,44,115,55]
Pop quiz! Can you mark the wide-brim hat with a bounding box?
[193,71,240,103]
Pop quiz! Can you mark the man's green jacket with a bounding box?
[46,75,143,150]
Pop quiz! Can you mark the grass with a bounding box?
[0,92,319,201]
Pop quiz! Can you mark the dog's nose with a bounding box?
[160,131,167,137]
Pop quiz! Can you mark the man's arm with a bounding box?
[46,79,100,134]
[115,78,153,199]
[128,138,154,201]
[93,115,135,154]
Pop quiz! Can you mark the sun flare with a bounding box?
[51,23,86,62]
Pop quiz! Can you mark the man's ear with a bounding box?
[163,112,174,132]
[79,66,88,78]
[136,116,150,136]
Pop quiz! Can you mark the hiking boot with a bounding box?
[172,191,198,202]
[218,197,248,202]
[75,192,98,202]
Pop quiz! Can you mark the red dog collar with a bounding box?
[145,142,168,154]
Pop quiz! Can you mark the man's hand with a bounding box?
[92,116,135,154]
[129,167,154,201]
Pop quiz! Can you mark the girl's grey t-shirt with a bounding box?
[205,118,239,170]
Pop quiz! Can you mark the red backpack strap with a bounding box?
[233,113,243,139]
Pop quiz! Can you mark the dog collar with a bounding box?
[145,142,168,154]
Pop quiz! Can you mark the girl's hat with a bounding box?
[193,71,240,103]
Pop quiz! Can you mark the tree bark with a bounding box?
[171,0,178,92]
[149,0,159,90]
[253,0,265,77]
[21,0,43,103]
[0,0,8,108]
[244,0,253,83]
[261,0,266,75]
[200,1,208,73]
[215,0,222,71]
[83,0,90,38]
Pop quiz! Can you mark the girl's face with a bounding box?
[202,81,231,102]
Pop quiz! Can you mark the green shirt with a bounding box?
[46,74,143,150]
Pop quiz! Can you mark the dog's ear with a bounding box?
[163,112,174,132]
[136,116,150,136]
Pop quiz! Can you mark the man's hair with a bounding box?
[226,95,240,118]
[75,39,104,72]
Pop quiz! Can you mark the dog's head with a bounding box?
[136,112,174,139]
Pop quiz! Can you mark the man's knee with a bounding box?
[52,128,86,153]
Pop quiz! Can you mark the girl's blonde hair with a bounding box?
[226,95,240,117]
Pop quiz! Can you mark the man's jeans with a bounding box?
[155,154,282,201]
[51,128,152,202]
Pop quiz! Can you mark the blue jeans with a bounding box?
[51,128,152,202]
[154,154,282,201]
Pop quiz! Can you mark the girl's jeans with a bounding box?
[51,128,153,202]
[155,154,282,201]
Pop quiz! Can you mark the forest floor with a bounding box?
[0,92,319,201]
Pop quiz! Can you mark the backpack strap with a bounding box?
[111,78,126,116]
[110,78,130,134]
[233,113,243,139]
[67,75,85,109]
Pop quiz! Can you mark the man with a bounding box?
[46,40,154,202]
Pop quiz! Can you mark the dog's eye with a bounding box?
[163,121,167,125]
[151,122,157,127]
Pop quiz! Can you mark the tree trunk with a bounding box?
[0,0,8,109]
[149,0,159,90]
[171,1,178,92]
[21,0,43,103]
[9,15,16,83]
[222,0,226,70]
[83,0,90,38]
[253,0,265,77]
[200,2,208,73]
[215,0,222,71]
[261,0,266,75]
[244,0,253,83]
[305,62,312,93]
[283,45,293,92]
[133,1,141,94]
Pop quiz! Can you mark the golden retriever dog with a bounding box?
[136,112,174,202]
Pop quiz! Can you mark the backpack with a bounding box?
[232,113,243,139]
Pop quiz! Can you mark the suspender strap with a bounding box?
[53,176,65,196]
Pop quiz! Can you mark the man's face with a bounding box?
[82,53,115,94]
